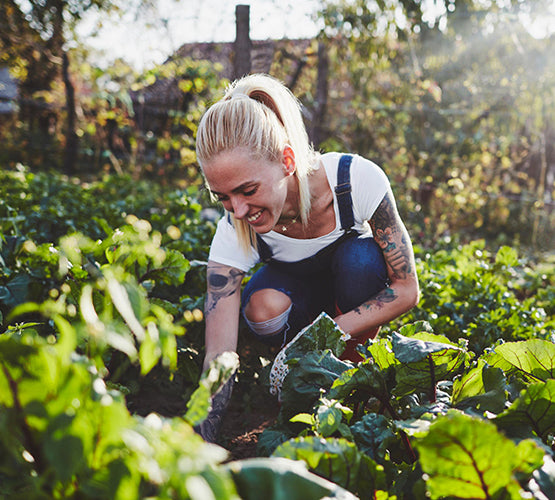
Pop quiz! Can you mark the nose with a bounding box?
[230,196,249,219]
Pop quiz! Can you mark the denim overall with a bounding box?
[241,155,389,355]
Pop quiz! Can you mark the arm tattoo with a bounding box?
[205,264,244,314]
[354,286,397,315]
[371,192,413,280]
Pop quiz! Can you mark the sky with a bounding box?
[79,0,322,70]
[79,0,554,71]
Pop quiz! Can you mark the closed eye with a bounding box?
[244,187,258,196]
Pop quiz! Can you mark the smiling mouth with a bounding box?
[247,209,263,224]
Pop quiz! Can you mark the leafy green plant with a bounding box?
[397,241,555,354]
[259,314,555,499]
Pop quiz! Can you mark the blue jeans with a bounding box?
[241,233,389,346]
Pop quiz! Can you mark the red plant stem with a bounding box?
[428,354,437,403]
[380,396,417,463]
[1,363,45,474]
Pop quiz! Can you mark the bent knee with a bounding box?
[244,288,292,323]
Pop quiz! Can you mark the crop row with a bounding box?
[0,166,553,498]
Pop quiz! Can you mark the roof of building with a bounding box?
[133,38,313,108]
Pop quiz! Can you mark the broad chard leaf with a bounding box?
[392,331,463,364]
[329,360,391,408]
[494,380,555,442]
[362,336,398,371]
[273,436,387,498]
[392,332,470,399]
[452,359,507,414]
[279,350,352,420]
[141,248,191,286]
[485,340,555,383]
[397,320,436,337]
[351,413,398,464]
[226,457,359,500]
[415,411,545,500]
[285,312,347,363]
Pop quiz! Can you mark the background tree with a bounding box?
[315,0,554,249]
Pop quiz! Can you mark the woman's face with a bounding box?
[203,147,294,234]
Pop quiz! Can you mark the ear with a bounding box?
[282,145,296,176]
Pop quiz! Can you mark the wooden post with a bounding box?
[234,4,251,78]
[311,41,329,147]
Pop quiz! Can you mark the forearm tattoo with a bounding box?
[354,286,397,315]
[205,264,244,314]
[371,192,413,280]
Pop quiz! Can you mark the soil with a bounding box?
[124,337,282,460]
[217,340,282,460]
[218,377,280,460]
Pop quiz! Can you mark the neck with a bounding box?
[280,175,301,221]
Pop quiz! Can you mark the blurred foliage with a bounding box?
[315,0,554,250]
[0,0,553,249]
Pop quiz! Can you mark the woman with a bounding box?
[195,73,419,441]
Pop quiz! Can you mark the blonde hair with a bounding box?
[196,73,318,253]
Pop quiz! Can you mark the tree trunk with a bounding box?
[62,51,78,175]
[234,4,251,79]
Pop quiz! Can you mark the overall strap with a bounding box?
[256,233,273,263]
[256,153,356,264]
[335,154,355,231]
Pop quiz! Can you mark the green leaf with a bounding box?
[257,427,295,457]
[280,350,351,420]
[329,359,390,403]
[289,413,315,426]
[316,400,348,437]
[393,333,469,398]
[495,246,519,267]
[184,351,239,427]
[44,431,85,483]
[495,380,555,441]
[0,274,31,308]
[452,359,507,413]
[397,320,435,337]
[392,331,462,364]
[285,312,347,363]
[273,437,387,497]
[138,327,161,375]
[416,411,545,499]
[226,457,359,500]
[364,336,398,371]
[350,413,397,463]
[487,340,555,382]
[146,249,191,285]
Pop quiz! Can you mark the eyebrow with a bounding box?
[211,182,258,197]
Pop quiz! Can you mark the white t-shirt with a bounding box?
[208,152,390,272]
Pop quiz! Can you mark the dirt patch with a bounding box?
[124,337,282,459]
[218,379,280,460]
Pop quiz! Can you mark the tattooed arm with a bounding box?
[334,190,419,337]
[195,261,244,442]
[203,260,245,370]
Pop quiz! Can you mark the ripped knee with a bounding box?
[244,303,292,337]
[243,289,292,337]
[244,288,291,322]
